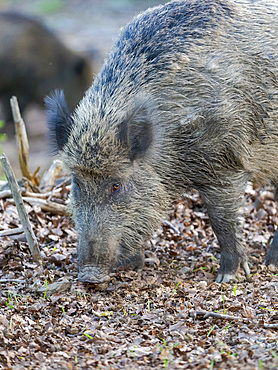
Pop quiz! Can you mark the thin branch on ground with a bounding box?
[0,227,24,237]
[10,96,32,182]
[0,154,42,264]
[263,323,278,329]
[192,310,242,321]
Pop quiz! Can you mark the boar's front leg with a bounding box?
[265,228,278,269]
[265,188,278,269]
[198,177,250,283]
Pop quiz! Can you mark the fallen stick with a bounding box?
[7,197,67,215]
[10,96,32,181]
[163,220,180,234]
[47,177,71,201]
[0,227,24,237]
[263,323,278,329]
[40,159,63,190]
[0,279,26,284]
[0,189,12,199]
[24,189,62,199]
[192,310,278,329]
[22,197,67,215]
[0,154,42,264]
[192,310,242,321]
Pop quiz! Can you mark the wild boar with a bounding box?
[46,0,278,283]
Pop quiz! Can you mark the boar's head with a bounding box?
[46,90,168,283]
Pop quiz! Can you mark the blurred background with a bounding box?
[0,0,162,178]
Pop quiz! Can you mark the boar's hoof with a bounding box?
[266,263,278,272]
[215,273,236,283]
[265,244,278,270]
[216,261,250,283]
[78,266,110,284]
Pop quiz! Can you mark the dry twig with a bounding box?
[40,159,63,190]
[10,96,32,181]
[192,310,278,329]
[192,310,242,321]
[0,154,42,263]
[0,227,24,237]
[22,196,67,215]
[164,220,180,234]
[0,279,26,284]
[0,189,12,199]
[263,323,278,329]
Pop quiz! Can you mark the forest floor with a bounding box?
[0,162,277,369]
[0,0,278,369]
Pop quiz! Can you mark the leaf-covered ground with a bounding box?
[0,180,277,369]
[0,0,277,368]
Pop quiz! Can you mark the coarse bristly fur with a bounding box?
[46,0,278,283]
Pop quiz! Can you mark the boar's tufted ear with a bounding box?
[45,90,73,154]
[118,104,153,161]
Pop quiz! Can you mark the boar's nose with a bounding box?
[78,265,110,284]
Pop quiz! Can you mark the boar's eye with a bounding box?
[111,183,121,193]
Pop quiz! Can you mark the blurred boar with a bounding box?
[46,0,278,283]
[0,12,93,121]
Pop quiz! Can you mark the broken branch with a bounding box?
[0,153,42,263]
[192,310,242,321]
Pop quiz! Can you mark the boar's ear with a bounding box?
[118,105,153,161]
[45,90,73,154]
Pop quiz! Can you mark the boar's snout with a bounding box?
[78,265,111,284]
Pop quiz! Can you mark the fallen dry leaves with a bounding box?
[0,179,278,369]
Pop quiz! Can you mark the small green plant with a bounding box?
[270,350,278,361]
[233,282,237,296]
[121,305,127,316]
[128,347,135,357]
[259,306,275,311]
[170,260,177,268]
[77,290,82,300]
[6,293,14,309]
[83,332,93,339]
[172,281,181,295]
[207,325,216,337]
[220,288,226,314]
[43,279,48,299]
[210,359,214,370]
[259,359,263,369]
[147,299,151,311]
[249,273,258,278]
[6,291,20,309]
[225,321,233,331]
[61,306,65,314]
[194,267,207,272]
[76,289,90,301]
[158,339,179,368]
